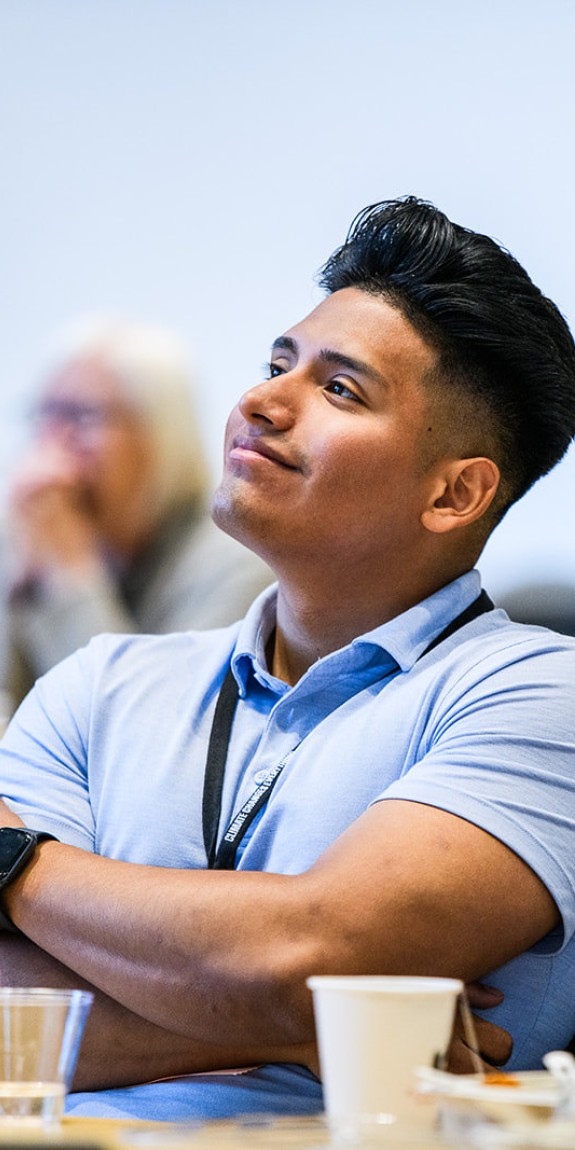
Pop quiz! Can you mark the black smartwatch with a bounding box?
[0,826,59,933]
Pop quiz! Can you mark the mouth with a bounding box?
[229,435,300,471]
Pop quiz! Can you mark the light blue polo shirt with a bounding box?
[2,569,575,1121]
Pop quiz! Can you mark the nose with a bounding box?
[238,374,298,430]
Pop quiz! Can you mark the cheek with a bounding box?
[99,432,149,484]
[125,440,154,487]
[312,432,421,518]
[312,433,385,492]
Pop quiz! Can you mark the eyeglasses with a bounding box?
[29,399,127,432]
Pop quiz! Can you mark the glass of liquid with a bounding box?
[0,987,93,1128]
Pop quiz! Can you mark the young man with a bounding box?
[1,196,575,1122]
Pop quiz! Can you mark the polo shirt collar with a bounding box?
[231,570,483,695]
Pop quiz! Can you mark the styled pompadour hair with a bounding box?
[319,196,575,514]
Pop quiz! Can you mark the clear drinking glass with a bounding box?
[0,987,93,1128]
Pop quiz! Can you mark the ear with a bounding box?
[421,457,501,535]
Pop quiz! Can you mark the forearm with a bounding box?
[0,933,316,1089]
[6,840,314,1047]
[0,802,316,1052]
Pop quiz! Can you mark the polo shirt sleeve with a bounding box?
[0,635,113,849]
[377,636,575,954]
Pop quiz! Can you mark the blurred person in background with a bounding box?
[495,581,575,636]
[0,319,272,715]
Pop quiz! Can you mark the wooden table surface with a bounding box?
[0,1114,453,1149]
[0,1113,460,1149]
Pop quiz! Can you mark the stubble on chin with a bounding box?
[210,477,251,546]
[211,477,278,569]
[210,478,231,531]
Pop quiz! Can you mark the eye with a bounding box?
[325,379,362,404]
[262,361,286,380]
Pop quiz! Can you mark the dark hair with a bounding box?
[319,196,575,515]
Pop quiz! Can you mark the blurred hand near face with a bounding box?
[7,439,104,593]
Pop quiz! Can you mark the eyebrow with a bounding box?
[271,336,389,389]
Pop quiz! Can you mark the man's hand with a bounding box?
[448,981,513,1073]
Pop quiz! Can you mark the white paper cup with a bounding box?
[0,987,93,1128]
[307,975,463,1138]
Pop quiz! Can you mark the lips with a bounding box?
[229,435,299,471]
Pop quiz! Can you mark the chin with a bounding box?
[211,484,273,560]
[211,483,248,542]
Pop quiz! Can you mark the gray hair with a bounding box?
[42,317,210,519]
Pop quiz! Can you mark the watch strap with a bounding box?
[0,830,58,934]
[0,904,20,933]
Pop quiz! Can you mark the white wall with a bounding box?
[1,0,574,599]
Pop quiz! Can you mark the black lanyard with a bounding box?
[202,590,494,870]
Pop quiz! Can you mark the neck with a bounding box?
[269,562,473,685]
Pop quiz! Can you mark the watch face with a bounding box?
[0,828,35,882]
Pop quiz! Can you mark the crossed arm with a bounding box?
[0,796,555,1086]
[0,933,317,1091]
